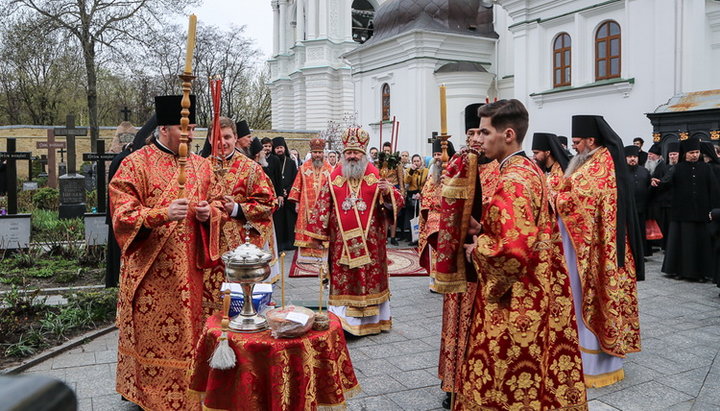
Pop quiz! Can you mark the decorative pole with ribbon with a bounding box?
[209,76,224,171]
[178,14,197,198]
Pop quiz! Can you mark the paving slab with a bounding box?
[8,251,720,410]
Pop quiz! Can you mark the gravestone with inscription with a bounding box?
[55,115,87,219]
[0,138,32,249]
[82,140,114,245]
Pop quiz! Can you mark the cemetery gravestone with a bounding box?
[0,138,32,249]
[83,140,114,245]
[54,115,87,219]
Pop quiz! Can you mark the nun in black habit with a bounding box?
[660,137,720,281]
[271,136,298,251]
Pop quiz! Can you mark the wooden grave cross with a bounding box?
[82,140,115,214]
[36,129,66,188]
[53,114,87,175]
[121,106,131,122]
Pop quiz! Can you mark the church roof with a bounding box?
[654,89,720,113]
[364,0,497,45]
[434,61,488,73]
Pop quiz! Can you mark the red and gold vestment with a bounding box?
[289,160,333,260]
[110,143,221,410]
[436,155,499,393]
[555,147,641,358]
[203,153,277,313]
[456,155,587,410]
[417,172,442,275]
[546,161,564,214]
[305,162,403,335]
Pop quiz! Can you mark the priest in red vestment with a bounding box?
[110,95,220,410]
[457,99,587,410]
[531,132,570,212]
[556,115,643,388]
[434,107,501,409]
[203,117,278,311]
[289,137,333,264]
[305,127,404,336]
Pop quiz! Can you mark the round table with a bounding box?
[189,312,360,410]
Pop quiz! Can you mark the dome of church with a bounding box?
[365,0,497,45]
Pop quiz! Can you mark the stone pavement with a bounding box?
[14,251,720,410]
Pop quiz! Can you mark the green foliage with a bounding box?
[65,288,118,324]
[4,330,45,357]
[32,187,60,211]
[0,196,7,210]
[31,210,83,247]
[377,151,401,170]
[17,190,35,213]
[85,189,97,212]
[54,269,81,284]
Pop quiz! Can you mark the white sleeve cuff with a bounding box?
[230,202,239,217]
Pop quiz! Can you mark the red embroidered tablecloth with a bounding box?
[189,312,360,410]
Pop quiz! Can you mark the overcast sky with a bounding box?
[185,0,274,59]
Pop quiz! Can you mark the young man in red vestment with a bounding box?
[110,95,220,410]
[457,99,586,410]
[289,137,333,264]
[203,117,278,307]
[305,128,404,336]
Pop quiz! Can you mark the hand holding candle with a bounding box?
[184,14,197,74]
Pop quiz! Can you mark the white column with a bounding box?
[272,1,280,56]
[318,0,328,38]
[279,0,288,54]
[307,0,317,40]
[296,0,305,44]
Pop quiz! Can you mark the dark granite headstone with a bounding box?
[59,174,86,219]
[81,163,95,191]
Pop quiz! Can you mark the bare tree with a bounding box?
[0,18,84,125]
[7,0,199,149]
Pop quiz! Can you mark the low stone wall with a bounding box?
[0,126,320,180]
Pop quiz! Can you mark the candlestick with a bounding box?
[280,252,286,308]
[439,84,447,136]
[318,266,324,314]
[184,14,197,74]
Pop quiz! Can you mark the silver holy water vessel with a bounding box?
[221,236,272,332]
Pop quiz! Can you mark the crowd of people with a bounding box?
[106,93,720,410]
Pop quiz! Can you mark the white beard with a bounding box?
[313,158,324,168]
[341,156,368,180]
[645,158,661,175]
[428,160,442,184]
[256,151,269,168]
[565,146,601,177]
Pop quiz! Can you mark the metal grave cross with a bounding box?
[36,129,66,188]
[53,114,87,175]
[82,140,115,214]
[121,106,131,122]
[0,138,32,214]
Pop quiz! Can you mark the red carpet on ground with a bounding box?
[289,248,428,278]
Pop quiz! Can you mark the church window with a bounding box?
[595,21,621,80]
[553,33,571,87]
[381,83,390,121]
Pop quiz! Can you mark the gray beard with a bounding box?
[256,151,269,167]
[341,156,368,180]
[669,157,678,166]
[313,158,324,168]
[645,158,661,175]
[429,160,442,184]
[565,147,600,177]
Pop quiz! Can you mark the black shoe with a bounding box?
[409,241,418,247]
[390,238,399,246]
[442,392,452,409]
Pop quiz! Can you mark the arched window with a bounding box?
[553,33,571,87]
[381,83,390,121]
[595,20,621,80]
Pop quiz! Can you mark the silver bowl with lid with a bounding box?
[221,238,273,332]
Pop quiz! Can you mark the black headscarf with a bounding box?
[571,115,644,279]
[531,132,570,171]
[249,137,264,158]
